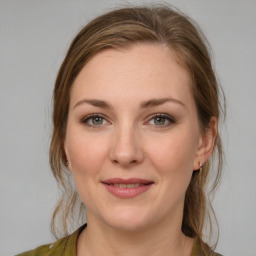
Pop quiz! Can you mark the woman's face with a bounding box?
[64,43,210,231]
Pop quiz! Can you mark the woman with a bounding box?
[18,4,224,256]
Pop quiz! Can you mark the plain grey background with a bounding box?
[0,0,255,255]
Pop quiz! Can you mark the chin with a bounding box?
[101,207,154,232]
[107,219,149,233]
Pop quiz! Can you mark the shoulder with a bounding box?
[15,237,71,256]
[211,249,224,256]
[15,224,86,256]
[15,244,51,256]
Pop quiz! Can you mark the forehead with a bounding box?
[70,43,193,107]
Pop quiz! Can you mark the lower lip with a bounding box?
[102,183,153,199]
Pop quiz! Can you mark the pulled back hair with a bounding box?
[50,4,224,254]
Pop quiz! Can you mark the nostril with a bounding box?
[112,159,137,165]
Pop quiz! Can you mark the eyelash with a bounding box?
[80,113,175,128]
[147,113,176,128]
[81,114,108,128]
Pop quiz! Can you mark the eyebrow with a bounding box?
[73,97,185,109]
[73,99,113,109]
[140,98,186,108]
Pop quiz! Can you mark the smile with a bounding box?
[111,183,141,188]
[102,178,154,198]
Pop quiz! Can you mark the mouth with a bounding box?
[101,178,154,198]
[108,183,147,188]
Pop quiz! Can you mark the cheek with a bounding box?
[65,130,110,206]
[145,129,198,199]
[147,132,198,173]
[66,130,109,176]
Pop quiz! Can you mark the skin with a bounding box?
[64,43,217,256]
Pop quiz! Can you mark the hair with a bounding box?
[50,4,225,254]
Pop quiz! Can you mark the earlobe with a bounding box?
[63,139,71,169]
[193,117,218,170]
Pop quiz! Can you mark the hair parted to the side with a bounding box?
[50,3,225,254]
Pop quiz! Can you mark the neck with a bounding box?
[77,215,194,256]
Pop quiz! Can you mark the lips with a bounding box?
[101,178,154,198]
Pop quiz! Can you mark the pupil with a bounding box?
[155,117,165,125]
[93,117,102,125]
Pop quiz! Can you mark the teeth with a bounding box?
[113,183,140,188]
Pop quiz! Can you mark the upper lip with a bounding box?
[102,178,154,185]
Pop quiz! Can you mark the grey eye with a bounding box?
[91,116,104,125]
[81,114,108,127]
[154,117,167,125]
[148,114,175,127]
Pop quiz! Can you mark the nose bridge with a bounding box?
[110,120,144,166]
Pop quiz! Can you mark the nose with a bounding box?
[109,124,144,168]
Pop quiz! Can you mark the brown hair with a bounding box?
[50,4,225,254]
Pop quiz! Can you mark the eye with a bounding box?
[148,114,175,127]
[81,114,109,127]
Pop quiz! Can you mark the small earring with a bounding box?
[199,162,203,172]
[65,160,70,166]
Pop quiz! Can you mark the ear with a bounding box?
[63,139,71,169]
[193,116,218,170]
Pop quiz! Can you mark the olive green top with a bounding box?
[16,224,222,256]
